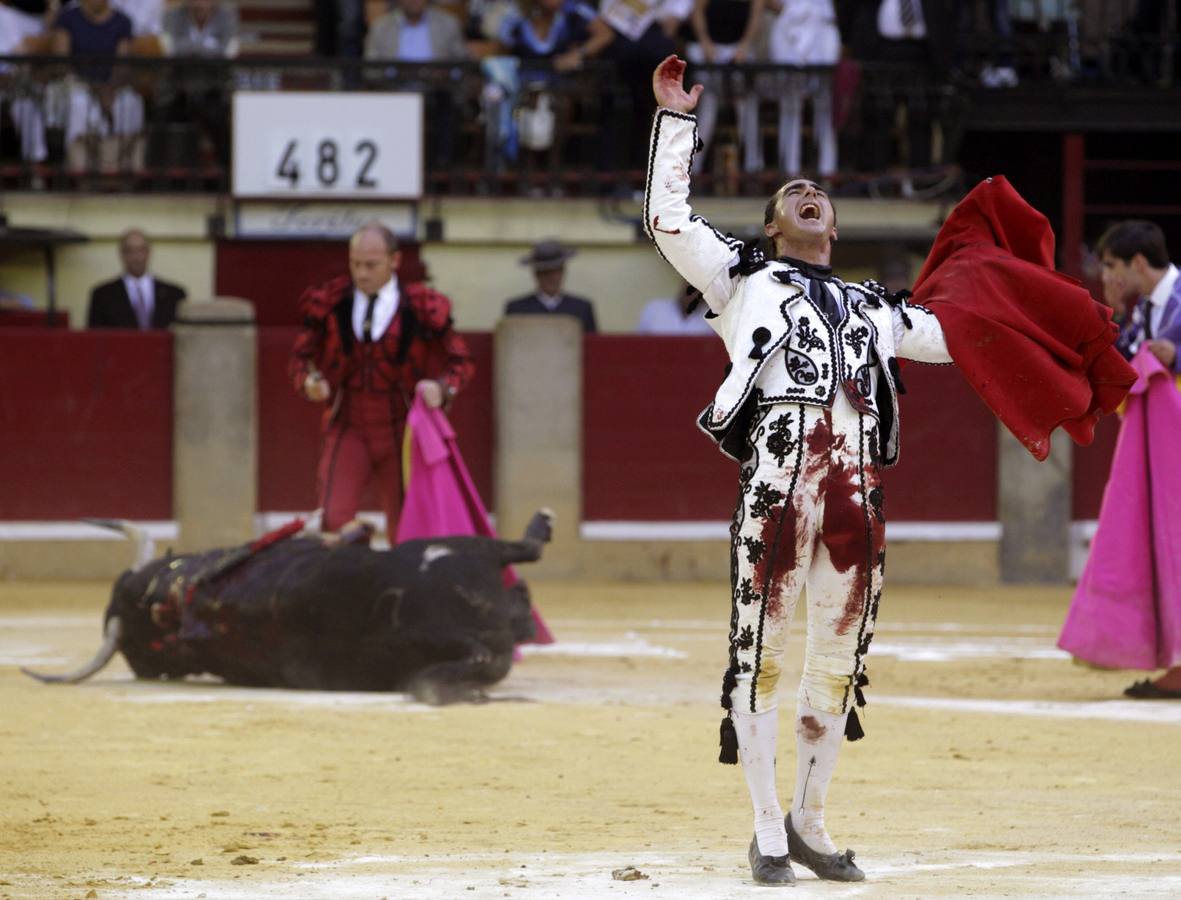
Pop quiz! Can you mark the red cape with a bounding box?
[912,176,1136,460]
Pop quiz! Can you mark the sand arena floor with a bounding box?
[1,578,1180,899]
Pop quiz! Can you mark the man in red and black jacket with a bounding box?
[289,224,474,543]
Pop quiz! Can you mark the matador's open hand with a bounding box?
[652,55,703,115]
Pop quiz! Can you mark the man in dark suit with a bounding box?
[503,239,598,333]
[840,0,956,173]
[87,229,187,329]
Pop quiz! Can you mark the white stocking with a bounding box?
[732,707,787,857]
[791,701,847,854]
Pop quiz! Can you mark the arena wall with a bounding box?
[0,317,1113,583]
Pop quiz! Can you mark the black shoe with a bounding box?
[748,835,796,886]
[1124,678,1181,699]
[785,814,865,882]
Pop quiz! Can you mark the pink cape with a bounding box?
[395,397,554,646]
[1058,348,1181,670]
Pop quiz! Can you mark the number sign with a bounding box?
[233,93,423,200]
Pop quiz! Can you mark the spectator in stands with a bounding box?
[161,0,239,57]
[159,0,238,164]
[685,0,764,173]
[503,239,598,332]
[366,0,469,164]
[53,0,147,172]
[841,0,954,174]
[637,282,713,334]
[962,0,1017,87]
[1097,219,1181,372]
[365,0,469,60]
[497,0,607,71]
[87,228,187,329]
[761,0,839,178]
[113,0,165,51]
[582,0,680,170]
[1,0,51,166]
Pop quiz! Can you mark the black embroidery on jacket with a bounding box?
[844,326,870,358]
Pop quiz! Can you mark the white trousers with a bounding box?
[685,43,762,173]
[723,392,884,719]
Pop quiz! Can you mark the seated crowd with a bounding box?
[0,0,1176,186]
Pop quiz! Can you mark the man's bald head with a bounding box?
[349,223,400,295]
[351,223,399,253]
[119,228,150,278]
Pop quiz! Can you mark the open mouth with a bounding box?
[799,201,821,221]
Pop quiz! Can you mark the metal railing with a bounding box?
[0,38,1176,197]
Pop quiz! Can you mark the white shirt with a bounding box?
[397,17,433,61]
[636,297,714,335]
[122,273,155,328]
[1147,263,1179,337]
[353,278,399,341]
[535,291,565,311]
[113,0,165,36]
[877,0,927,40]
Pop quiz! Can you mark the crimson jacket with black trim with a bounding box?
[289,275,474,411]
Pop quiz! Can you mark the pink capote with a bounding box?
[1058,348,1181,670]
[395,396,554,645]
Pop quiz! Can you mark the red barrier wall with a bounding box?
[1072,413,1120,520]
[257,329,495,512]
[215,240,425,327]
[582,338,998,522]
[0,330,172,519]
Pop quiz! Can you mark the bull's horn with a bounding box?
[21,617,123,685]
[82,518,156,571]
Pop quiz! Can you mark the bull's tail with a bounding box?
[21,616,123,684]
[82,518,156,571]
[496,508,554,565]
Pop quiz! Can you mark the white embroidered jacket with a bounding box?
[643,108,953,466]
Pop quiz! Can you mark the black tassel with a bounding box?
[845,708,865,742]
[887,357,907,395]
[854,686,866,707]
[719,715,739,764]
[720,667,738,709]
[856,671,870,688]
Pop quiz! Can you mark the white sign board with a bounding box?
[232,92,423,200]
[234,201,417,239]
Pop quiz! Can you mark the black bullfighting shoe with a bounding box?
[785,815,865,882]
[1124,678,1181,699]
[748,835,796,886]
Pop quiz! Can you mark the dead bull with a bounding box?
[23,511,553,704]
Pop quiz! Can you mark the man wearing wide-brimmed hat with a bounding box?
[503,239,598,333]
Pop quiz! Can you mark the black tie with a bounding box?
[362,293,379,342]
[900,0,918,29]
[809,277,843,326]
[1143,300,1155,340]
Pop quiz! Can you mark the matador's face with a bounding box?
[764,180,838,253]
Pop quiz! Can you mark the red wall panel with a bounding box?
[215,239,425,327]
[582,338,998,522]
[889,365,997,521]
[0,330,172,519]
[582,336,737,521]
[1071,413,1120,520]
[257,329,495,513]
